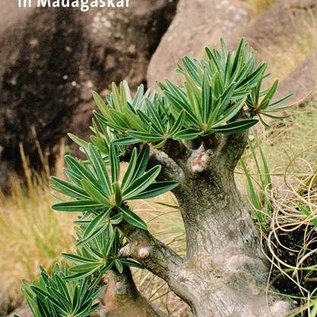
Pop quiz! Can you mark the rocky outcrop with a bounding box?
[278,49,317,103]
[0,1,178,191]
[243,0,317,103]
[147,0,317,104]
[147,0,251,87]
[243,0,317,84]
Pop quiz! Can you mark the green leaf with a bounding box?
[259,80,278,110]
[65,264,101,281]
[68,133,89,151]
[241,160,262,211]
[121,148,138,189]
[118,259,143,270]
[122,166,161,200]
[64,156,97,184]
[62,253,97,265]
[211,97,246,128]
[131,181,178,200]
[212,119,258,135]
[119,207,147,230]
[169,111,185,136]
[182,56,202,85]
[78,210,111,246]
[133,146,150,181]
[128,130,163,142]
[87,144,111,195]
[114,259,124,274]
[51,177,89,200]
[52,200,103,212]
[113,182,122,206]
[110,212,123,225]
[266,93,292,109]
[109,144,120,183]
[92,91,108,117]
[113,136,139,146]
[173,129,202,140]
[201,71,212,123]
[81,179,111,206]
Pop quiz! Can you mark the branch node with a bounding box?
[188,146,213,173]
[138,246,151,259]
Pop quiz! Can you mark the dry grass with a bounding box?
[254,104,317,178]
[239,103,317,316]
[0,171,75,313]
[245,0,276,14]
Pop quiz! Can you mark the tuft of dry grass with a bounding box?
[256,104,317,178]
[240,102,317,316]
[0,169,75,313]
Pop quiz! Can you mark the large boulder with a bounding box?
[243,0,317,84]
[0,1,178,191]
[146,0,251,87]
[147,0,317,104]
[278,49,317,103]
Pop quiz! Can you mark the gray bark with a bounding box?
[103,133,294,317]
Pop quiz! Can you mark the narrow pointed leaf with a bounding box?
[52,200,103,212]
[122,166,161,200]
[212,119,258,135]
[81,179,111,206]
[87,144,111,195]
[51,177,89,200]
[131,181,178,200]
[109,144,119,183]
[119,207,147,230]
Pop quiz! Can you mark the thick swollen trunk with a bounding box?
[168,168,292,317]
[101,137,293,317]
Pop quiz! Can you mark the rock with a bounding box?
[277,49,317,104]
[6,304,32,317]
[146,0,251,87]
[147,0,317,105]
[243,0,317,81]
[0,1,178,191]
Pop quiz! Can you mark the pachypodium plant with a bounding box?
[23,39,294,317]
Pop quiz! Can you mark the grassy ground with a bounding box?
[0,174,75,314]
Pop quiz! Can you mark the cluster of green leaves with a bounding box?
[88,39,290,148]
[22,39,291,317]
[50,142,176,274]
[22,143,176,316]
[51,144,177,239]
[21,265,102,317]
[62,228,142,281]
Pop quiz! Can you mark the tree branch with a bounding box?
[218,131,249,170]
[119,221,183,283]
[162,139,192,165]
[98,268,168,317]
[149,146,186,183]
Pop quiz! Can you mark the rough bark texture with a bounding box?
[160,135,292,317]
[99,269,167,317]
[101,134,294,317]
